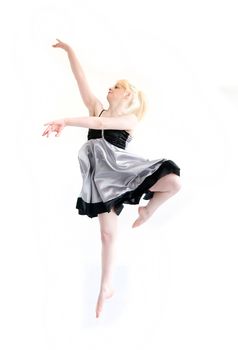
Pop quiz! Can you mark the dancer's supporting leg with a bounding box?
[96,209,118,318]
[132,173,181,228]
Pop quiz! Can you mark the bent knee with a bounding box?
[170,174,182,193]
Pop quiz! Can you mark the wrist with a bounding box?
[67,47,74,55]
[64,118,69,126]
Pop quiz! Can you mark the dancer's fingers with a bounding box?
[52,39,63,48]
[42,128,51,137]
[42,128,49,136]
[52,38,61,45]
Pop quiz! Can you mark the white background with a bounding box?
[0,0,238,349]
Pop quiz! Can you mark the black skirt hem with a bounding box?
[76,160,180,218]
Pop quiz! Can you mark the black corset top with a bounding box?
[87,109,132,149]
[87,129,132,149]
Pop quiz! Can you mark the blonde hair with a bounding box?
[116,79,147,120]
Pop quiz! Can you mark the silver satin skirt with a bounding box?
[76,136,180,218]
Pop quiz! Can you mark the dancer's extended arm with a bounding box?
[42,115,138,137]
[65,115,138,129]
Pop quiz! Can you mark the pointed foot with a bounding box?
[96,287,114,318]
[132,206,151,228]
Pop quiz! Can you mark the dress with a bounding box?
[76,109,180,218]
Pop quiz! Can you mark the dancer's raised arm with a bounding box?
[52,39,103,116]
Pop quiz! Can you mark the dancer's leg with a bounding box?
[96,209,118,318]
[132,173,181,228]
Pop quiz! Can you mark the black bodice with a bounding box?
[87,129,131,149]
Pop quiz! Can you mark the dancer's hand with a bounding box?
[42,119,66,137]
[52,38,71,52]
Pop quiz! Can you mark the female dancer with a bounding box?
[42,39,181,318]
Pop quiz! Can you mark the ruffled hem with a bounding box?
[75,160,180,218]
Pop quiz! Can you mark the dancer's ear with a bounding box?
[124,91,132,99]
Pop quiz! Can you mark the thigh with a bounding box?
[149,173,181,192]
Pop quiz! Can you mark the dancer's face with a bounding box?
[107,83,130,104]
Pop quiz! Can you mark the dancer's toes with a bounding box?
[96,288,114,318]
[132,206,150,228]
[96,299,102,318]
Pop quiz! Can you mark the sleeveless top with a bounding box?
[87,109,132,149]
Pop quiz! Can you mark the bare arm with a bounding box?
[52,39,103,115]
[42,115,138,137]
[64,115,138,130]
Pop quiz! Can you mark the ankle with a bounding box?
[143,205,153,217]
[100,284,113,292]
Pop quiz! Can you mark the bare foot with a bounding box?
[132,206,151,228]
[96,287,114,318]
